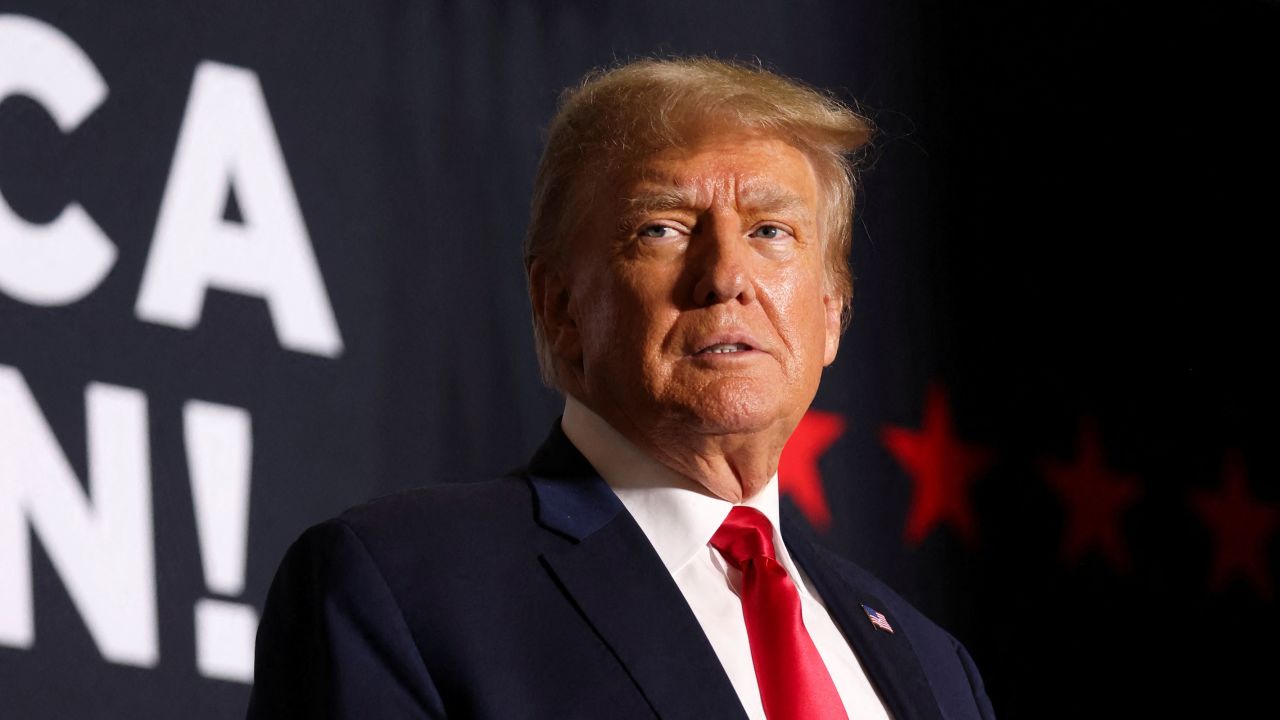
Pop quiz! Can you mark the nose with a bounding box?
[690,218,756,307]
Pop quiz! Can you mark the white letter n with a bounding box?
[0,365,158,667]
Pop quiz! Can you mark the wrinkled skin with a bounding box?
[531,130,843,501]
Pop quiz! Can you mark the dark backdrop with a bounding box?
[1,1,1276,717]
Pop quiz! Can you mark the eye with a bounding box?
[749,224,792,241]
[637,224,685,242]
[639,225,674,238]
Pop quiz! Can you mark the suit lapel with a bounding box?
[783,511,944,720]
[527,424,747,720]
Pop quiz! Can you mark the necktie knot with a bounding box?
[710,506,777,571]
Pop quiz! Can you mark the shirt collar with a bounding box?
[561,395,784,575]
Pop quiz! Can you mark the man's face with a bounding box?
[560,130,842,442]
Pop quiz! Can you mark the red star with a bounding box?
[881,384,993,547]
[1191,450,1278,598]
[1041,419,1141,574]
[780,409,846,530]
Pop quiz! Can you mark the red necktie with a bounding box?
[711,506,849,720]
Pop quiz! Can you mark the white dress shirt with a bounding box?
[561,397,892,720]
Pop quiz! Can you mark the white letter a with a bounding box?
[136,61,344,357]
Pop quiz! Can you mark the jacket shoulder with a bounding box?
[338,474,532,534]
[321,473,550,575]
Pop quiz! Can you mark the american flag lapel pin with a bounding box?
[861,604,894,634]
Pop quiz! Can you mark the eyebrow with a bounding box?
[622,182,809,219]
[623,187,698,216]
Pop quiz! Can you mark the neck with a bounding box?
[645,427,785,502]
[563,394,791,503]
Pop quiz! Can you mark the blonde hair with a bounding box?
[525,57,873,386]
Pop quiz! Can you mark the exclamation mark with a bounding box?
[185,400,257,683]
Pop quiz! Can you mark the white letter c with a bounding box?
[0,14,116,306]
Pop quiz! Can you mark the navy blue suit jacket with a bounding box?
[247,423,996,719]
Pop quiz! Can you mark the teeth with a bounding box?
[701,343,749,354]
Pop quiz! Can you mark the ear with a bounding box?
[529,259,581,364]
[822,293,843,367]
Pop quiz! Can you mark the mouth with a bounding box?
[696,342,754,355]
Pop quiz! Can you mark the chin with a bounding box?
[678,380,786,436]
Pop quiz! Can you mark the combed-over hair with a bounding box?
[524,57,873,387]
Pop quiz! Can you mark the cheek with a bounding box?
[773,267,831,348]
[573,276,622,362]
[582,276,671,376]
[615,269,679,341]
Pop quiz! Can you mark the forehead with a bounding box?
[620,133,821,210]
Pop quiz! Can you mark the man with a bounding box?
[248,58,996,720]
